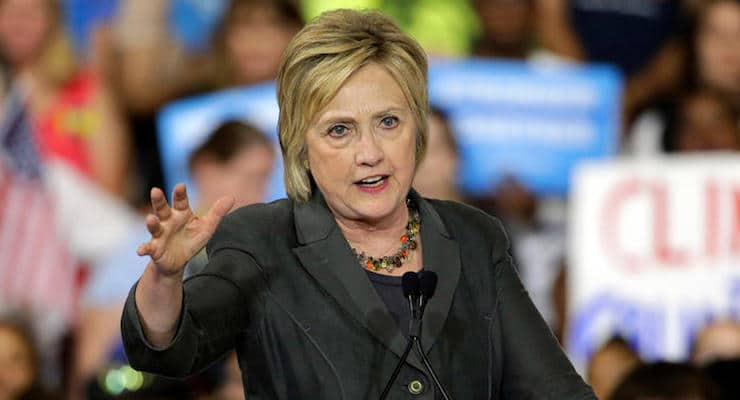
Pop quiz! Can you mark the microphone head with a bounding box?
[402,271,421,298]
[419,270,438,299]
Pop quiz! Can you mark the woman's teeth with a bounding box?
[359,176,385,186]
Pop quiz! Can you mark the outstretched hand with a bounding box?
[137,183,234,277]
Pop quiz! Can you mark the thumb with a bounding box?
[207,195,235,224]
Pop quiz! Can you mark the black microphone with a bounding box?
[380,272,420,400]
[413,271,452,400]
[380,272,453,400]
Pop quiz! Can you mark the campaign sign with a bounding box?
[566,155,740,372]
[157,82,284,204]
[428,58,621,197]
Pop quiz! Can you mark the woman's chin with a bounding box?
[347,196,407,224]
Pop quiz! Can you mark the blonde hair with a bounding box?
[276,9,429,202]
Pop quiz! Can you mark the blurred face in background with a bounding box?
[696,1,740,95]
[192,143,275,210]
[225,3,299,85]
[675,91,740,152]
[692,321,740,366]
[0,325,35,400]
[413,112,459,200]
[0,0,52,68]
[587,340,641,400]
[474,0,533,57]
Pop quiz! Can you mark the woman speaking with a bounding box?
[122,9,596,400]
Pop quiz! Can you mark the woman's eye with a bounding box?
[381,116,399,128]
[328,125,349,137]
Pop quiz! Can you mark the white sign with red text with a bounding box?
[566,155,740,371]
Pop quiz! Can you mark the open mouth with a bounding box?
[355,175,389,187]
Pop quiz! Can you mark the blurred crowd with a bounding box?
[0,0,738,399]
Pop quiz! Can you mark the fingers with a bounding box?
[208,195,235,223]
[150,187,171,220]
[172,183,190,211]
[146,214,163,238]
[136,241,151,257]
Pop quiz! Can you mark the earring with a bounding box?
[303,159,310,170]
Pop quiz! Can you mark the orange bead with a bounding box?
[400,234,408,243]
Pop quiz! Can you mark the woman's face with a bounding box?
[306,62,417,225]
[0,326,35,400]
[696,1,740,94]
[0,0,52,68]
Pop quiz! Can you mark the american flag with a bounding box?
[0,87,78,323]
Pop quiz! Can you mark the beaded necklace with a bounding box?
[351,207,420,273]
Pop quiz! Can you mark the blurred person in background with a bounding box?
[692,321,740,399]
[587,336,642,400]
[608,362,720,400]
[184,120,275,275]
[0,0,136,389]
[112,0,301,204]
[0,317,57,400]
[412,107,463,202]
[668,87,739,152]
[691,0,740,111]
[472,0,536,60]
[692,320,740,366]
[629,0,740,155]
[0,0,130,197]
[469,1,572,334]
[537,0,687,128]
[71,120,273,399]
[207,0,303,89]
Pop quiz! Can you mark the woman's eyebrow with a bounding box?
[317,113,356,125]
[371,107,406,118]
[317,105,406,125]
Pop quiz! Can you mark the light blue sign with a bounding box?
[429,58,622,196]
[157,82,284,204]
[158,59,622,202]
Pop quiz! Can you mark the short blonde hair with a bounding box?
[276,9,429,202]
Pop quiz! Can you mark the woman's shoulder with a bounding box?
[424,197,507,239]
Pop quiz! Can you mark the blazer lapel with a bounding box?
[411,191,462,355]
[292,191,424,371]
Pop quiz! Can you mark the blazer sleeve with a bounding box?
[492,222,597,400]
[121,248,266,377]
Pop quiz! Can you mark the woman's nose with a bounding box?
[355,130,384,166]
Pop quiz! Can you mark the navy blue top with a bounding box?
[365,270,411,337]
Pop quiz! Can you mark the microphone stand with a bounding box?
[379,272,453,400]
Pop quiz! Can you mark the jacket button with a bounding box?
[408,379,424,394]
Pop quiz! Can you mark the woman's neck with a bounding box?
[334,205,410,258]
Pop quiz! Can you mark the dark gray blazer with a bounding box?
[121,189,596,399]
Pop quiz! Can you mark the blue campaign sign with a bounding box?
[429,58,622,197]
[157,82,285,204]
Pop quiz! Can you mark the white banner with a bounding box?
[566,154,740,371]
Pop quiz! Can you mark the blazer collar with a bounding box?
[292,189,461,369]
